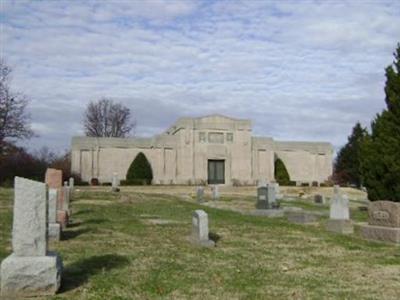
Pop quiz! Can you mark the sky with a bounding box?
[1,0,400,153]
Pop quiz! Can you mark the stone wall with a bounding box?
[71,114,333,185]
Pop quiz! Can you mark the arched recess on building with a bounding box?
[126,152,154,184]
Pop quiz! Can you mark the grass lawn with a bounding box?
[0,187,399,299]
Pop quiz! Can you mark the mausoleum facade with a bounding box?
[71,115,333,185]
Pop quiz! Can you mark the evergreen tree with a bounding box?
[360,44,400,201]
[126,152,153,185]
[334,122,367,187]
[275,158,291,185]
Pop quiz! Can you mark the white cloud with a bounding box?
[1,0,399,151]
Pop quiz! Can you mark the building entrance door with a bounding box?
[208,160,225,184]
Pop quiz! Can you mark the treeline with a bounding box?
[0,143,72,186]
[335,44,400,202]
[1,58,135,186]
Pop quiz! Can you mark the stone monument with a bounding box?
[211,185,219,201]
[196,186,204,203]
[272,182,283,199]
[45,168,68,229]
[69,177,74,198]
[62,181,71,216]
[326,185,353,234]
[48,189,61,241]
[314,194,325,204]
[0,177,63,297]
[190,210,215,247]
[252,184,283,217]
[256,184,277,209]
[112,172,120,192]
[360,201,400,244]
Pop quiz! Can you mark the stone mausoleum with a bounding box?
[71,115,333,185]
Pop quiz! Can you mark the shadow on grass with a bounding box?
[209,231,222,244]
[61,228,91,241]
[66,220,82,228]
[61,254,130,293]
[85,218,108,225]
[73,209,93,216]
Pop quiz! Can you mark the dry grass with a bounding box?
[0,187,399,300]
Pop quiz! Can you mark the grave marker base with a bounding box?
[0,252,62,297]
[287,212,319,224]
[360,224,400,244]
[250,209,284,218]
[326,219,354,234]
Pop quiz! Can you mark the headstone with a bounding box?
[314,194,325,204]
[256,184,276,209]
[196,186,204,203]
[112,172,120,192]
[69,177,74,190]
[48,189,60,241]
[272,182,283,199]
[45,168,68,229]
[326,186,353,234]
[45,169,62,191]
[190,210,215,247]
[253,184,283,217]
[211,185,219,201]
[0,177,62,297]
[62,183,70,213]
[330,193,349,219]
[360,201,400,244]
[69,177,74,199]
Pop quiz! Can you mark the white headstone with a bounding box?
[62,185,70,211]
[1,177,63,297]
[192,210,209,241]
[12,177,48,256]
[48,189,61,241]
[48,189,58,224]
[211,185,219,200]
[330,187,350,220]
[69,177,74,191]
[112,172,119,190]
[267,183,277,205]
[191,210,215,247]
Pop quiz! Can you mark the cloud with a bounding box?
[1,0,399,152]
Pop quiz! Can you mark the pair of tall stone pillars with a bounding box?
[0,177,63,297]
[45,169,70,231]
[326,185,353,234]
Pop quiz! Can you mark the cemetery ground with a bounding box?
[1,187,400,299]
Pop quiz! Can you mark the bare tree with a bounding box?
[83,98,135,138]
[0,60,33,146]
